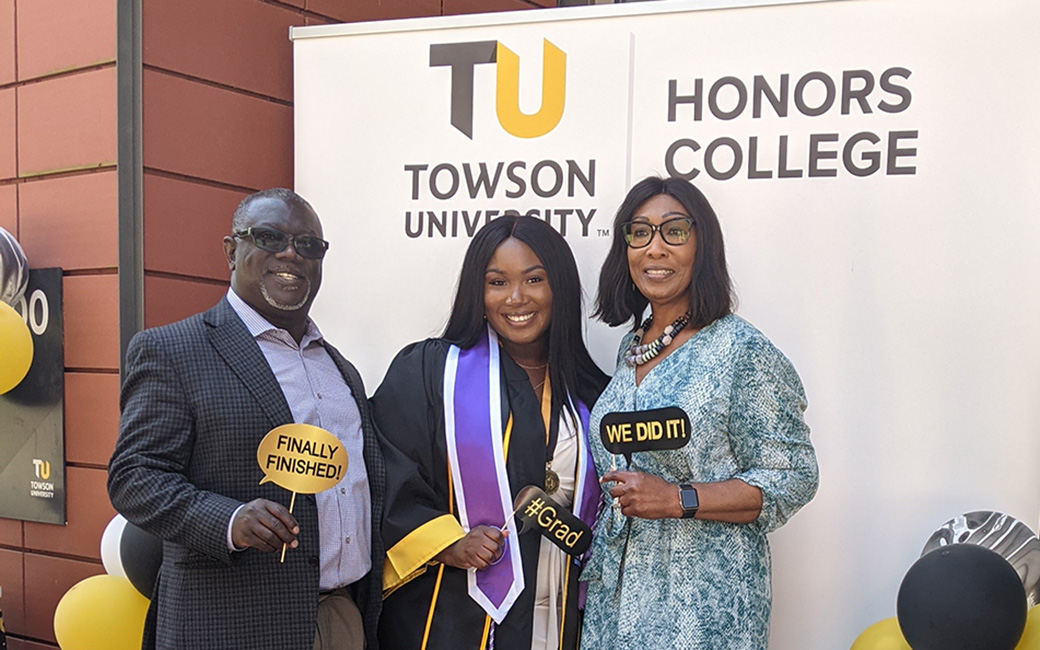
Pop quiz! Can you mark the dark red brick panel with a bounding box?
[143,69,292,191]
[18,171,119,271]
[443,0,547,15]
[15,0,116,82]
[21,554,102,643]
[144,0,305,102]
[0,516,21,546]
[0,0,13,86]
[0,548,25,630]
[0,88,14,180]
[17,68,117,177]
[144,275,228,330]
[143,173,244,281]
[64,372,120,467]
[0,183,15,234]
[306,0,440,23]
[63,274,119,370]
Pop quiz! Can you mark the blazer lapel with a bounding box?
[204,299,293,428]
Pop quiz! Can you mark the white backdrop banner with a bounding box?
[292,0,1040,646]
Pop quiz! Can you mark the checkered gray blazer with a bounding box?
[108,298,385,650]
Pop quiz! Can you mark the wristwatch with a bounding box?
[679,483,699,519]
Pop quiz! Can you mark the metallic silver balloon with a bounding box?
[922,510,1040,607]
[0,227,29,307]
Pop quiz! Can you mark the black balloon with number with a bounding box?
[897,543,1027,650]
[120,521,164,598]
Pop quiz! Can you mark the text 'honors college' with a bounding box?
[663,67,919,181]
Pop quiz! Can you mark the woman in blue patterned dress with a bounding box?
[579,177,819,649]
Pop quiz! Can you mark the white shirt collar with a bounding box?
[225,288,324,345]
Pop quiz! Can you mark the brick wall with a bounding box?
[0,1,553,647]
[0,0,119,646]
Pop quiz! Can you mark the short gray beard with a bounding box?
[260,280,311,311]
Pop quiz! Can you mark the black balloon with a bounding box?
[921,511,1040,607]
[897,543,1027,650]
[120,521,163,598]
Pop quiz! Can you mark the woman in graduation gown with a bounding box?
[372,215,609,650]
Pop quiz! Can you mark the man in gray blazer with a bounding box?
[108,188,384,650]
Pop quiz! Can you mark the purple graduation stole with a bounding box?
[572,398,600,540]
[443,326,524,623]
[572,398,599,611]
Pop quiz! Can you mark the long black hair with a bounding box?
[444,215,608,411]
[595,176,734,328]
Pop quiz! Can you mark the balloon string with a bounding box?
[280,492,297,564]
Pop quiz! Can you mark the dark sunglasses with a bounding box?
[233,227,329,260]
[622,217,694,249]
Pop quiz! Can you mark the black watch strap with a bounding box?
[679,483,699,519]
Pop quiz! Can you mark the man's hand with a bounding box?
[231,498,300,552]
[601,470,682,519]
[435,526,506,570]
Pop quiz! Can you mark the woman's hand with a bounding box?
[601,470,682,519]
[435,525,507,570]
[603,471,765,523]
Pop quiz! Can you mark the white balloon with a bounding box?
[101,514,128,577]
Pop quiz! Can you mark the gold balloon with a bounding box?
[53,574,149,650]
[1015,605,1040,649]
[850,617,912,650]
[0,300,33,394]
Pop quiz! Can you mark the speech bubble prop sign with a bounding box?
[257,423,348,492]
[512,485,591,557]
[600,406,691,464]
[256,423,348,562]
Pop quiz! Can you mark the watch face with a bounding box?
[681,487,699,510]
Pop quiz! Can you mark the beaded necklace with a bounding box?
[625,311,692,367]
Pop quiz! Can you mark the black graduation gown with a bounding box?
[372,338,585,650]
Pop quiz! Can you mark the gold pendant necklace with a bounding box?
[538,366,559,496]
[545,465,560,496]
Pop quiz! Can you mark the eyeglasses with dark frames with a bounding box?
[622,217,694,249]
[233,227,329,260]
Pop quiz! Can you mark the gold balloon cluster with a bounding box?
[851,606,1040,650]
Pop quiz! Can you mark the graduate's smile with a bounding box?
[484,238,553,358]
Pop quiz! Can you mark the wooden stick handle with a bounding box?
[280,492,298,564]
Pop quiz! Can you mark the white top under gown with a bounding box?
[531,413,579,650]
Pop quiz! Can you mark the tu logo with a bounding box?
[430,39,567,139]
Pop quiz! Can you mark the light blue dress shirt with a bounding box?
[226,289,372,591]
